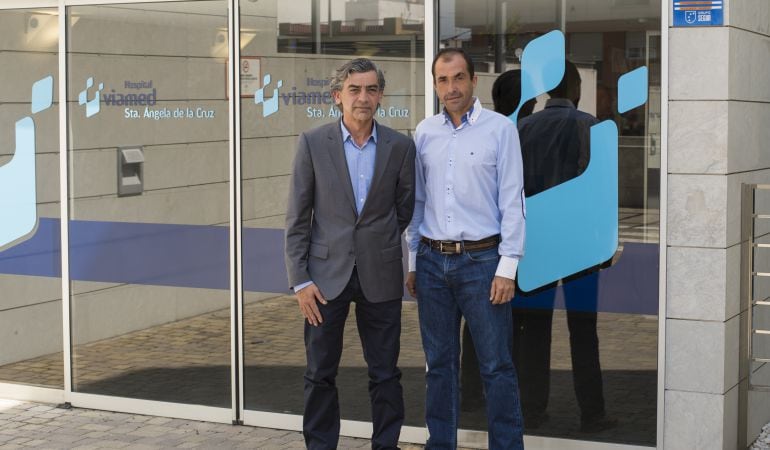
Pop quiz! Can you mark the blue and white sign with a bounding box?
[510,31,649,292]
[674,1,723,27]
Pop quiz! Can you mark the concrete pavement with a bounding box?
[0,398,411,449]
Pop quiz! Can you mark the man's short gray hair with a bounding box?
[330,58,386,96]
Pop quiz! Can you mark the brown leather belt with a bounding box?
[420,235,500,255]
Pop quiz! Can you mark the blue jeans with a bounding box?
[416,242,524,450]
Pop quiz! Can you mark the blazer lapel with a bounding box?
[327,120,358,215]
[358,123,392,223]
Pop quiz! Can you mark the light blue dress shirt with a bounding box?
[341,120,378,214]
[405,97,526,280]
[294,119,378,292]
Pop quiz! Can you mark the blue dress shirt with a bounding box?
[406,97,526,279]
[341,119,378,214]
[294,119,378,292]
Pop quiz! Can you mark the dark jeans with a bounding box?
[416,242,524,450]
[303,269,404,450]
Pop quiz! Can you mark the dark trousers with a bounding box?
[512,308,605,421]
[303,269,404,450]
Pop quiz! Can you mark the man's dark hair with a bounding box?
[431,47,475,80]
[548,60,581,104]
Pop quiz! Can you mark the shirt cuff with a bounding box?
[293,281,314,293]
[408,251,416,272]
[495,256,519,280]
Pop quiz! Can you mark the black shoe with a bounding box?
[580,414,618,433]
[524,412,549,429]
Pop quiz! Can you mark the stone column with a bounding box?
[665,1,770,448]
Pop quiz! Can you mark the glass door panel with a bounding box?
[240,0,427,426]
[440,0,661,445]
[0,7,62,389]
[67,1,232,407]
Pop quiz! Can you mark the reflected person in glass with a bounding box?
[516,60,617,434]
[405,48,526,450]
[460,69,536,414]
[284,58,416,450]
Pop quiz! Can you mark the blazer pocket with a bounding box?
[381,244,402,262]
[309,242,328,260]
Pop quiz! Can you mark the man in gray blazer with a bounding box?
[285,58,416,450]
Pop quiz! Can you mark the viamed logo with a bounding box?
[511,30,648,292]
[78,77,104,118]
[0,76,53,250]
[255,73,283,117]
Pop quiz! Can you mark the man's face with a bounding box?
[333,70,383,124]
[433,54,477,117]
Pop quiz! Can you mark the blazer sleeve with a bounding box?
[284,132,314,288]
[396,139,417,234]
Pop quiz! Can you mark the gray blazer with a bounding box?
[284,119,416,303]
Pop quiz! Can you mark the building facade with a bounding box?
[0,0,766,448]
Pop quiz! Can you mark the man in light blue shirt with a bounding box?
[405,48,526,449]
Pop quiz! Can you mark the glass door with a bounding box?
[66,1,233,409]
[439,0,661,446]
[239,0,427,431]
[0,6,62,390]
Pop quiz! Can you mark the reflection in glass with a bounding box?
[276,0,425,57]
[240,0,427,426]
[441,0,660,445]
[0,8,63,389]
[68,1,231,407]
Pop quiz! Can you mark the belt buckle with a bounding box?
[439,240,460,254]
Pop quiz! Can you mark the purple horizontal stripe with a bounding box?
[0,219,657,314]
[69,220,230,290]
[0,218,61,278]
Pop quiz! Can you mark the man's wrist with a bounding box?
[293,281,314,293]
[495,256,519,280]
[408,251,416,272]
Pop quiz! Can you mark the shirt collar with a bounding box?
[545,98,576,109]
[340,119,378,145]
[442,97,482,127]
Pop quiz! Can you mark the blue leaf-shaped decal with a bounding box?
[512,30,565,125]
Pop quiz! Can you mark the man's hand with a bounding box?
[406,271,417,298]
[296,284,327,326]
[489,276,515,305]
